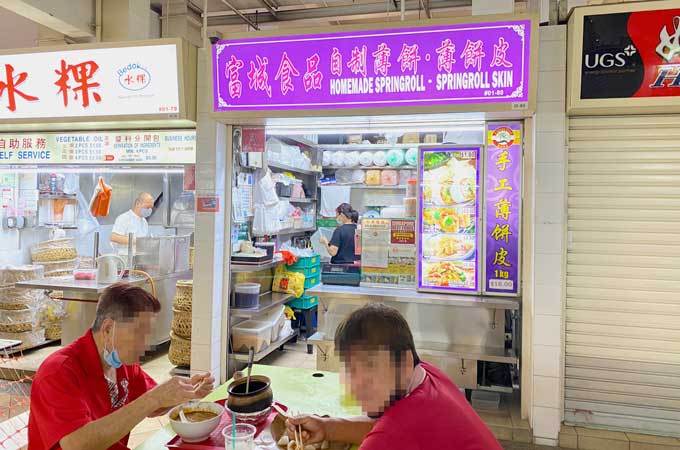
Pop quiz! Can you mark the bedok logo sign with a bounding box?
[584,45,637,69]
[117,63,151,91]
[651,16,680,88]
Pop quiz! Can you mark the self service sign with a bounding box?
[569,3,680,112]
[212,19,533,112]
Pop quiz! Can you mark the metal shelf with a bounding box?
[38,193,77,199]
[278,226,316,234]
[268,161,321,176]
[230,260,283,273]
[323,166,416,170]
[272,135,318,148]
[341,185,407,190]
[231,330,299,362]
[417,341,518,365]
[231,292,294,319]
[280,197,316,203]
[319,144,421,151]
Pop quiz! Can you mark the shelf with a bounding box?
[278,226,316,234]
[268,161,321,176]
[280,197,316,203]
[323,166,416,170]
[271,135,318,148]
[39,193,77,199]
[320,144,421,151]
[230,292,294,318]
[335,185,407,190]
[417,341,518,365]
[231,330,299,362]
[230,260,283,273]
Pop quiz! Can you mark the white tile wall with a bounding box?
[533,407,562,440]
[531,25,567,443]
[534,344,562,378]
[534,376,562,409]
[534,283,562,316]
[534,314,562,347]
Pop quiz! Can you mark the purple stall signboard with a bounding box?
[484,123,522,295]
[212,20,531,112]
[418,146,481,294]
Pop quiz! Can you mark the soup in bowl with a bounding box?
[169,401,224,442]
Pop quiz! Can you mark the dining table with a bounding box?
[135,364,363,450]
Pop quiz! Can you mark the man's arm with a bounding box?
[59,387,159,450]
[109,232,129,246]
[60,375,214,450]
[287,415,375,445]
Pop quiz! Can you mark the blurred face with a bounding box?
[342,348,409,417]
[102,312,155,364]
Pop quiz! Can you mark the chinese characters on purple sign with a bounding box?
[485,123,522,295]
[213,21,530,111]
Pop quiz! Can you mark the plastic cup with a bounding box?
[222,423,256,450]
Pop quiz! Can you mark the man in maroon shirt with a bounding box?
[28,283,214,450]
[287,304,502,450]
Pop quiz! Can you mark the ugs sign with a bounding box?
[584,44,637,69]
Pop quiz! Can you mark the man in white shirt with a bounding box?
[110,192,154,255]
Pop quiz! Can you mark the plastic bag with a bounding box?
[311,228,334,260]
[273,265,305,298]
[386,149,405,167]
[373,151,387,167]
[258,169,280,207]
[359,151,373,167]
[405,148,418,166]
[89,177,112,217]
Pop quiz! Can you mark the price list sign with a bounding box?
[484,123,522,295]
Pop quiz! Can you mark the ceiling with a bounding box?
[152,0,534,35]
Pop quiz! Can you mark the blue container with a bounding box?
[287,295,318,310]
[288,254,320,269]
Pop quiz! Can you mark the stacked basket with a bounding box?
[169,280,193,367]
[31,238,78,278]
[0,265,47,349]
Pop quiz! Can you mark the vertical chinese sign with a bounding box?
[484,123,522,295]
[418,147,481,293]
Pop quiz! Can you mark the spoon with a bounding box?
[245,346,254,394]
[179,409,189,423]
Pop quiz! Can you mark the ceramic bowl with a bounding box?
[227,375,273,414]
[168,401,224,443]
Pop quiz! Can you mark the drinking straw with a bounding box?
[231,413,236,450]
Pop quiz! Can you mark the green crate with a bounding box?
[304,275,320,289]
[287,264,320,278]
[287,295,318,310]
[288,254,320,269]
[317,219,337,228]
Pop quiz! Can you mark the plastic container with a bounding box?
[406,178,418,197]
[259,305,286,341]
[288,294,318,310]
[234,283,261,309]
[286,263,320,278]
[365,170,381,185]
[231,320,272,353]
[73,268,97,280]
[404,197,417,217]
[381,170,399,186]
[304,275,320,289]
[288,254,320,269]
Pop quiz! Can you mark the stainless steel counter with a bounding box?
[17,271,193,346]
[306,284,520,310]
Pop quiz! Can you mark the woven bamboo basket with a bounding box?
[0,322,34,333]
[171,308,192,338]
[169,331,191,366]
[173,280,193,312]
[45,324,62,340]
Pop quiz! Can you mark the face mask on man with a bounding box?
[103,322,123,369]
[140,208,152,218]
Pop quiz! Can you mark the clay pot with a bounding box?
[227,375,273,414]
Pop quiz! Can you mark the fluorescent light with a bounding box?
[267,125,485,135]
[0,167,185,174]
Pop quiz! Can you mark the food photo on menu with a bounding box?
[419,148,479,291]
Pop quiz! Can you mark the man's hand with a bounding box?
[286,415,327,444]
[189,373,215,398]
[148,376,211,410]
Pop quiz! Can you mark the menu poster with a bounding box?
[484,123,522,295]
[361,219,391,269]
[417,146,481,293]
[362,219,417,286]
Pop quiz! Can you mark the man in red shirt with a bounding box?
[28,283,214,450]
[287,304,502,450]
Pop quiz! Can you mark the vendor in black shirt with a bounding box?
[321,203,360,264]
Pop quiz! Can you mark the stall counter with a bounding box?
[16,271,192,346]
[134,365,362,450]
